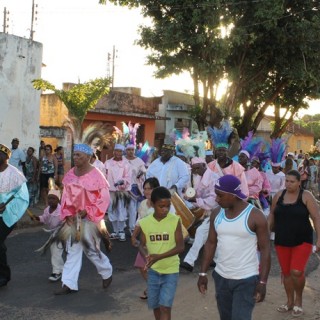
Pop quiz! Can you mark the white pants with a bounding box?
[50,242,64,274]
[127,198,139,231]
[61,238,112,290]
[184,217,210,267]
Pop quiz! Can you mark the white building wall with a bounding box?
[0,33,43,152]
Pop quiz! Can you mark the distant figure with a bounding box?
[39,140,46,160]
[54,146,65,187]
[25,147,38,207]
[9,138,26,173]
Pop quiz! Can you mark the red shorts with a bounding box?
[275,243,312,276]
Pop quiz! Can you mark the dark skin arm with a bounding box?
[139,220,185,270]
[197,208,219,294]
[250,207,271,302]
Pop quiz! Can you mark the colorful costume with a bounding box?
[0,164,29,285]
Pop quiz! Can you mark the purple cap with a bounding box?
[215,174,247,199]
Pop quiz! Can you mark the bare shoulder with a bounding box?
[249,206,268,229]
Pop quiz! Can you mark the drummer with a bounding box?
[146,142,190,196]
[180,157,219,272]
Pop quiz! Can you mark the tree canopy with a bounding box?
[101,0,320,138]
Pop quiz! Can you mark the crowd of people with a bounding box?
[1,124,320,320]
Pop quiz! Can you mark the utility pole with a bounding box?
[107,45,117,88]
[30,0,38,40]
[3,7,9,33]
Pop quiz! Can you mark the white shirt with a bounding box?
[9,148,26,172]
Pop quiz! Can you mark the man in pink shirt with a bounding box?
[180,157,219,272]
[55,143,112,295]
[105,144,132,242]
[208,147,249,198]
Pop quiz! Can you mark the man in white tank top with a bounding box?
[197,174,271,320]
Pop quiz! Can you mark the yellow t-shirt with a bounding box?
[140,213,180,274]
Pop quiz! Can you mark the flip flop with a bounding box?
[292,306,303,317]
[140,290,148,300]
[277,304,293,313]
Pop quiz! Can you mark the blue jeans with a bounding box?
[147,269,179,309]
[212,270,258,320]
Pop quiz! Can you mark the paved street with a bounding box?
[0,217,319,320]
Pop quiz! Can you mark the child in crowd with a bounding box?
[139,187,184,320]
[33,189,64,282]
[131,177,160,300]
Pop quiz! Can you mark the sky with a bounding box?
[1,0,319,115]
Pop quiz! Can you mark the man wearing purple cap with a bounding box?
[105,144,132,241]
[198,174,271,320]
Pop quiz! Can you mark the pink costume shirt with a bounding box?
[39,204,62,230]
[60,167,110,223]
[126,157,146,193]
[193,168,219,210]
[259,171,271,197]
[105,158,131,192]
[244,167,263,199]
[207,159,249,197]
[265,170,285,196]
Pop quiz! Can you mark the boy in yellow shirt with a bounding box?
[139,187,184,320]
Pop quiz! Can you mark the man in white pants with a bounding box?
[55,143,112,295]
[180,157,218,272]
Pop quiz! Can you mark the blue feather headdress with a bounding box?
[207,120,233,149]
[270,138,287,166]
[239,131,264,160]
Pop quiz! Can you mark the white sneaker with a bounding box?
[110,232,119,239]
[48,273,62,282]
[119,232,126,242]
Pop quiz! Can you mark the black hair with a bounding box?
[28,146,35,153]
[54,146,63,152]
[286,169,301,181]
[143,177,160,189]
[151,186,171,203]
[45,144,53,151]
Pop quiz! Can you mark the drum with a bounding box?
[188,207,206,238]
[185,187,196,198]
[171,192,195,230]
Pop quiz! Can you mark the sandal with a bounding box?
[140,290,148,300]
[277,304,293,313]
[292,306,303,317]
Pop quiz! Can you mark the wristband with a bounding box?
[198,273,207,277]
[259,280,267,285]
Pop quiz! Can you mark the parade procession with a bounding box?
[1,1,320,320]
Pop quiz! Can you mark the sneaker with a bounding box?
[118,231,126,242]
[48,273,62,282]
[109,232,119,239]
[180,261,193,272]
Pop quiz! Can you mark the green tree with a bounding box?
[33,78,111,140]
[100,1,320,138]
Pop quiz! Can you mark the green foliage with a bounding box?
[105,0,320,138]
[32,78,111,123]
[297,113,320,143]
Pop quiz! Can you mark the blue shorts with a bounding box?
[147,269,179,309]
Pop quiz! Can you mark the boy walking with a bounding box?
[139,187,184,320]
[33,189,64,281]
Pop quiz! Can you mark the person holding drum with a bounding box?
[180,157,219,272]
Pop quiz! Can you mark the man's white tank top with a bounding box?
[214,204,259,279]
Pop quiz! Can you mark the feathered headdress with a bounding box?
[64,116,115,154]
[171,128,206,160]
[270,138,287,166]
[239,131,264,160]
[113,121,140,148]
[207,120,233,149]
[135,141,156,166]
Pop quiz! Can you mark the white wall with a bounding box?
[0,33,43,152]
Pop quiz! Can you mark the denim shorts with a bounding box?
[147,269,179,309]
[213,270,258,320]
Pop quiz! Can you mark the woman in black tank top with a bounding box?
[268,170,320,317]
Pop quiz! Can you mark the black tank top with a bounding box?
[274,189,313,247]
